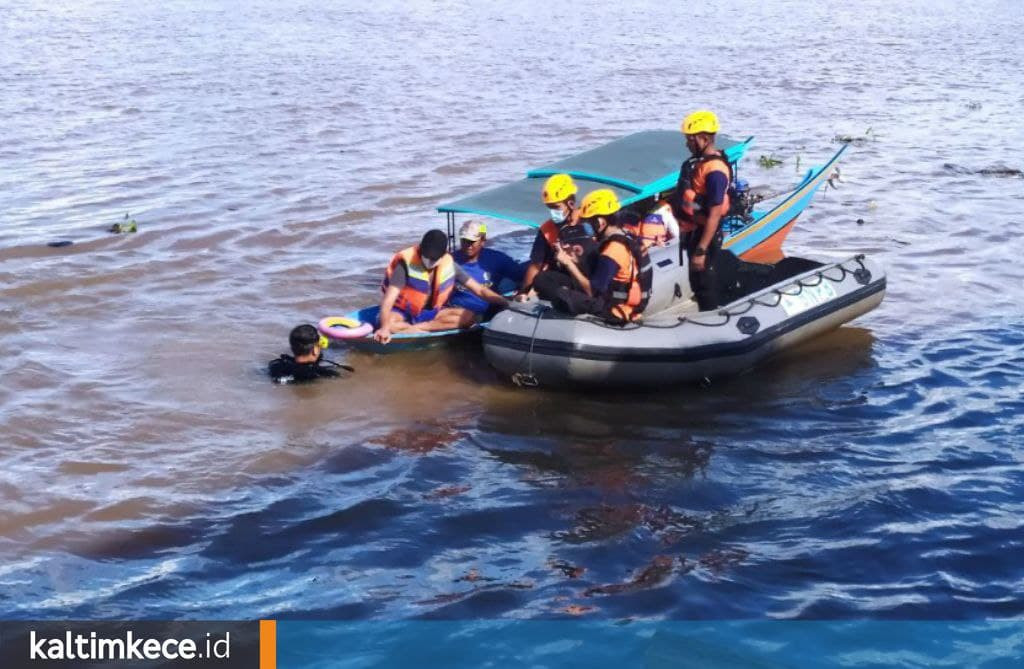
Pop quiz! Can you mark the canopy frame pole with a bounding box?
[446,212,455,251]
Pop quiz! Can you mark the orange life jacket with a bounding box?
[383,246,455,317]
[678,152,732,231]
[622,214,669,249]
[598,234,652,322]
[540,219,559,249]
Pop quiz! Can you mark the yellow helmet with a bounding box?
[681,110,719,135]
[579,189,621,218]
[541,173,577,204]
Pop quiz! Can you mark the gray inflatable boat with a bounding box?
[483,244,886,388]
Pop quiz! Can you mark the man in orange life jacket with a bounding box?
[516,173,598,302]
[373,229,509,344]
[547,189,651,323]
[622,212,672,249]
[671,110,731,311]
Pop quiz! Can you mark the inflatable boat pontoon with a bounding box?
[483,245,886,388]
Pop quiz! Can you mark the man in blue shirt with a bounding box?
[448,220,524,321]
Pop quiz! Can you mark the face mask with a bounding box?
[423,257,438,270]
[549,208,567,224]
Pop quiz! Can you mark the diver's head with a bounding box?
[289,323,321,362]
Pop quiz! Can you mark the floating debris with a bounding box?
[758,154,783,169]
[548,558,586,579]
[826,167,842,190]
[583,555,679,596]
[109,213,138,234]
[979,167,1024,177]
[833,127,875,145]
[943,163,1023,178]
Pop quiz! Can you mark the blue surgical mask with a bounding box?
[550,208,567,224]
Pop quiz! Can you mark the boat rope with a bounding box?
[580,255,871,331]
[511,305,546,388]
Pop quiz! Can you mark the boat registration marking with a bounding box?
[779,279,838,317]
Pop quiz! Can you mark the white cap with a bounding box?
[458,220,487,241]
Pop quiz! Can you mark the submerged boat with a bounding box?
[321,130,847,351]
[483,250,886,388]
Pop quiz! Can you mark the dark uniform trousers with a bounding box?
[684,228,723,311]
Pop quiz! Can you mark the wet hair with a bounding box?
[289,323,320,356]
[419,229,449,261]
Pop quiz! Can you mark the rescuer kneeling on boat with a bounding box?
[547,189,652,323]
[673,110,731,311]
[374,229,509,344]
[516,173,598,301]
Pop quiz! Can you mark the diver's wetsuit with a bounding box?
[268,355,350,384]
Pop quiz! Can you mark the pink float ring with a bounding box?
[318,316,373,340]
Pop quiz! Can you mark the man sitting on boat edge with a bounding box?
[445,219,524,322]
[373,229,509,345]
[516,173,598,302]
[546,189,652,323]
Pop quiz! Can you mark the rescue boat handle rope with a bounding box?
[511,304,546,388]
[580,255,870,330]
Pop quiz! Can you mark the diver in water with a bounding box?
[268,324,352,384]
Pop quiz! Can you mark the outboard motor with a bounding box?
[724,178,766,233]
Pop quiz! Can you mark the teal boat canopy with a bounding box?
[437,177,636,228]
[527,131,750,191]
[437,130,753,228]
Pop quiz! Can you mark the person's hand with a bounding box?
[554,246,573,267]
[691,254,706,272]
[514,291,529,302]
[497,296,511,309]
[373,327,392,344]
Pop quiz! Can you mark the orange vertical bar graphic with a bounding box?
[260,619,277,669]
